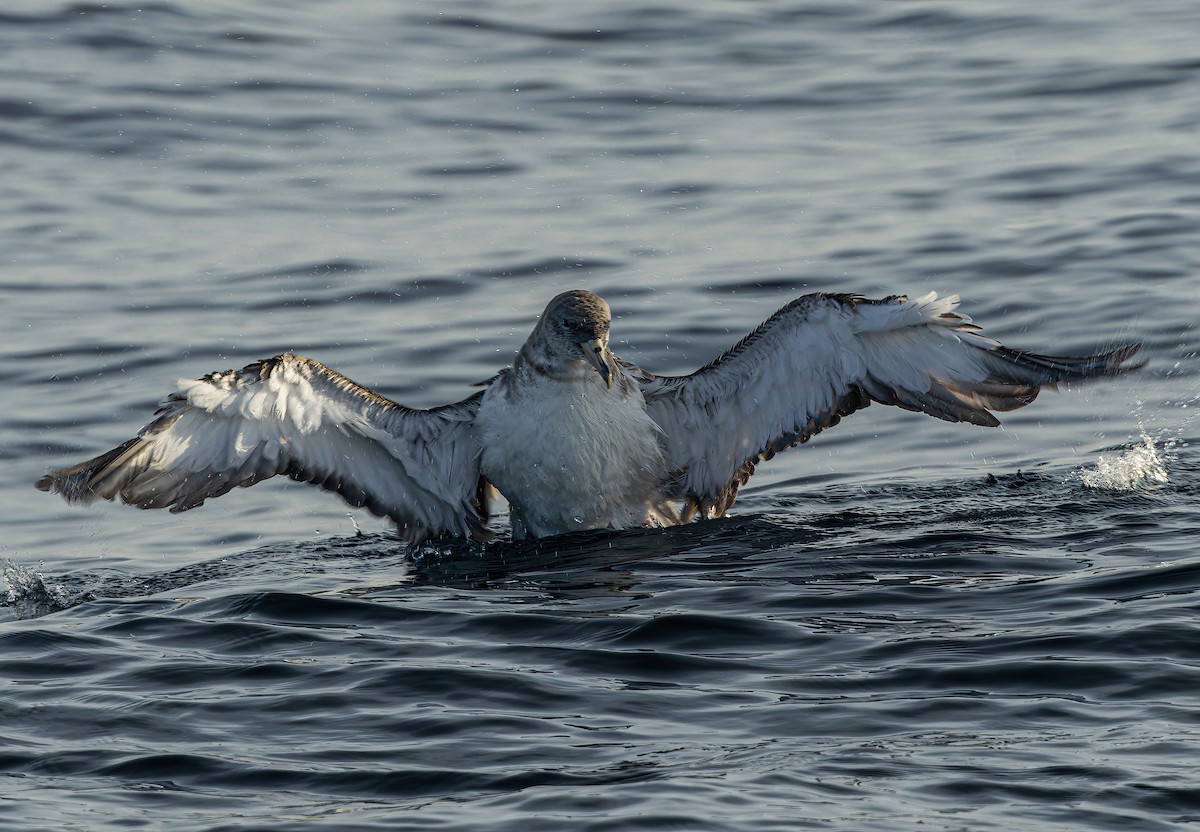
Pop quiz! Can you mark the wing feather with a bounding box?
[641,292,1141,518]
[36,354,490,542]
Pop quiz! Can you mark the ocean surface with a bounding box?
[2,1,1199,829]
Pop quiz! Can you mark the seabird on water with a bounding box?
[37,289,1141,542]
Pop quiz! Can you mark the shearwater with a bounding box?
[37,290,1141,542]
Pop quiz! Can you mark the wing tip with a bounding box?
[35,437,144,505]
[36,468,104,505]
[996,341,1145,384]
[1102,342,1145,374]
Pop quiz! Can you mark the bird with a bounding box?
[37,289,1141,543]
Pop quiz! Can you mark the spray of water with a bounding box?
[1078,428,1170,491]
[1075,387,1197,492]
[2,560,86,619]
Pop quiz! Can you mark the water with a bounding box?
[2,0,1199,829]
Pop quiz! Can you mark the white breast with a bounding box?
[476,371,667,538]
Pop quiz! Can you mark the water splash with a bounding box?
[2,560,89,620]
[1078,429,1171,491]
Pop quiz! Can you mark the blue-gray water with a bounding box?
[3,1,1199,830]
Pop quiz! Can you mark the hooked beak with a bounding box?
[580,338,614,389]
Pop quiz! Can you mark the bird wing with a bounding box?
[639,292,1141,519]
[36,354,490,542]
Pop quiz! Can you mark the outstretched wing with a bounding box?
[640,292,1142,520]
[36,354,490,543]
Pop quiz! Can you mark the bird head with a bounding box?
[538,289,617,388]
